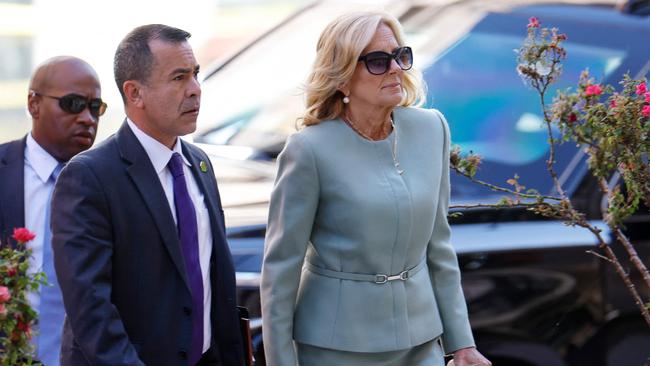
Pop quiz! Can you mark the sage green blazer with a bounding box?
[261,107,475,366]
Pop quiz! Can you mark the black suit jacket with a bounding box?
[0,138,26,242]
[51,122,244,366]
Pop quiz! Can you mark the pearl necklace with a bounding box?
[341,115,404,175]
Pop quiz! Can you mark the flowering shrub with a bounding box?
[552,75,650,225]
[0,228,45,365]
[451,16,650,325]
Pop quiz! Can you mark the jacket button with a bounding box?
[183,306,191,316]
[179,350,188,360]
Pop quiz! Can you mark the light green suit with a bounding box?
[261,107,475,366]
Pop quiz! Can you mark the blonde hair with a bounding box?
[301,11,425,127]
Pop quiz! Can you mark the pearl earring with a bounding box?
[343,96,350,104]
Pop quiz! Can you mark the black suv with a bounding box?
[197,1,650,365]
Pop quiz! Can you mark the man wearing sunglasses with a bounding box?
[51,24,244,366]
[0,55,104,365]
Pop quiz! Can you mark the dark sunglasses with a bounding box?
[33,92,107,119]
[358,46,413,75]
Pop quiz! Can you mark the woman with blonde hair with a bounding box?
[261,11,491,366]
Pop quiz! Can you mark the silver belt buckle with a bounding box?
[375,270,409,284]
[375,274,388,284]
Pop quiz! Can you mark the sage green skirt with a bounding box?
[296,338,444,366]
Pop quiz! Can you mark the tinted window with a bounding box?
[425,25,626,199]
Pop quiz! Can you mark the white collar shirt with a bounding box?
[24,132,61,310]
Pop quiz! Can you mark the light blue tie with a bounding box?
[37,163,64,365]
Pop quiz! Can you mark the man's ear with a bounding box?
[27,90,40,119]
[123,81,144,109]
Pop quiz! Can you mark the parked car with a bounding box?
[197,1,650,365]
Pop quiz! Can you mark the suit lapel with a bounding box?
[0,138,26,240]
[182,142,240,333]
[116,122,191,290]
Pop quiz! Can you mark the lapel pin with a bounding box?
[199,160,208,173]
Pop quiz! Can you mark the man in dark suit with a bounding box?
[0,56,103,365]
[51,24,244,366]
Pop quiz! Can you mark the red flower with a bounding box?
[527,17,540,28]
[0,286,10,303]
[16,320,29,332]
[636,82,647,95]
[568,113,577,123]
[12,228,35,244]
[642,105,650,117]
[585,84,603,97]
[6,266,17,277]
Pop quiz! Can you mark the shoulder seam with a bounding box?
[291,133,320,184]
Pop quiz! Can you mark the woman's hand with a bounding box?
[452,346,492,366]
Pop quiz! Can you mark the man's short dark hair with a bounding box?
[114,24,191,103]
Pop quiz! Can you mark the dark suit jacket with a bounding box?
[51,122,244,366]
[0,138,26,242]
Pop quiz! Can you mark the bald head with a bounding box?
[28,56,103,162]
[30,56,99,94]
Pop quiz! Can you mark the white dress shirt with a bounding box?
[126,118,213,353]
[24,133,60,310]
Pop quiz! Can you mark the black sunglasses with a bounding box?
[33,92,107,119]
[358,46,413,75]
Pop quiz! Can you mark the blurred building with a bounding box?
[0,0,34,141]
[0,0,305,143]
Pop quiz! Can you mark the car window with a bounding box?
[426,25,626,199]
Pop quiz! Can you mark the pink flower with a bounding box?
[610,99,617,108]
[12,227,35,244]
[620,162,636,170]
[585,84,603,97]
[528,17,540,28]
[0,286,11,303]
[642,105,650,117]
[645,92,650,103]
[636,82,647,95]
